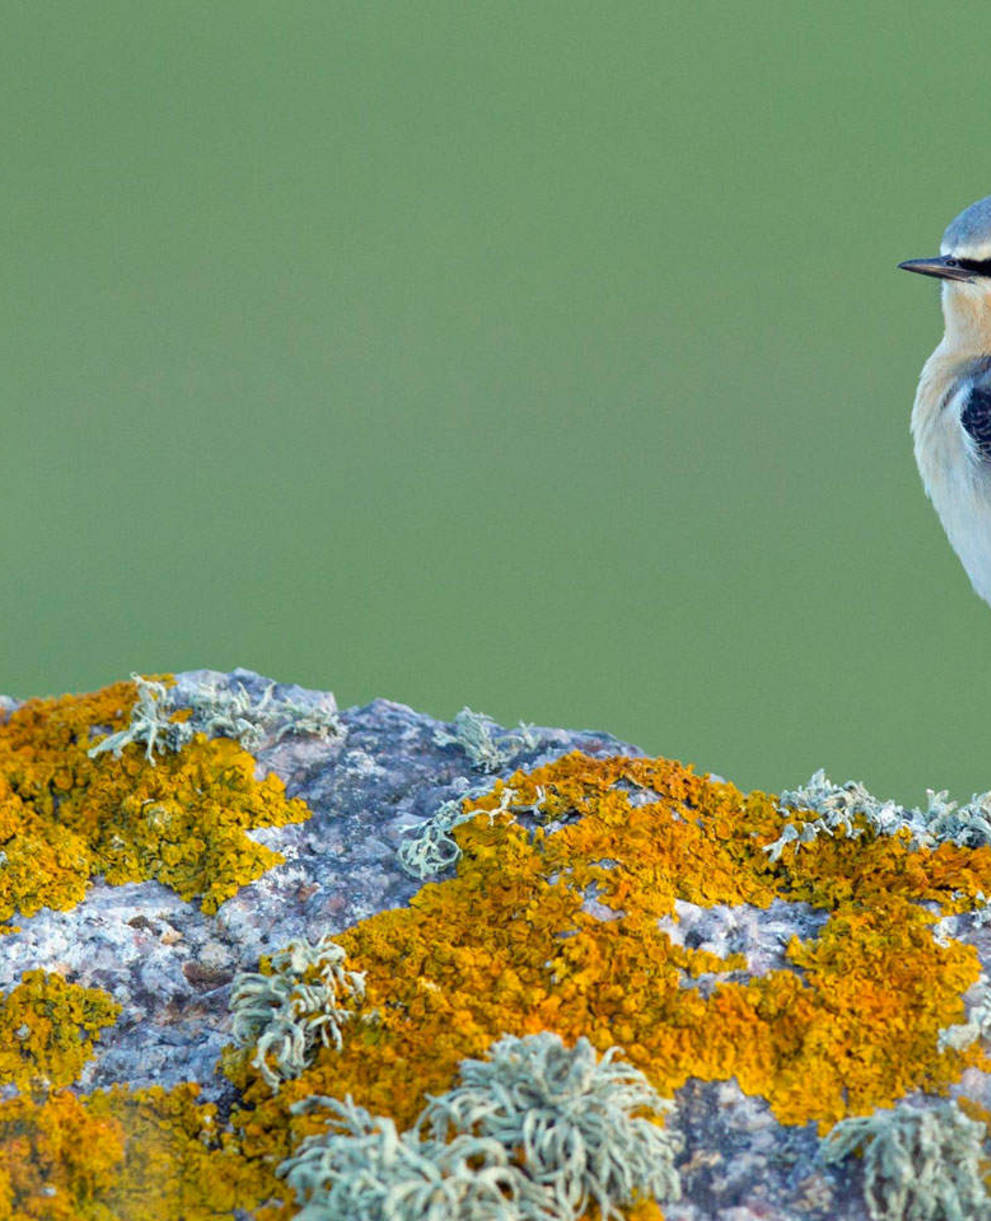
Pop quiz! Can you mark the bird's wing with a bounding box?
[961,364,991,463]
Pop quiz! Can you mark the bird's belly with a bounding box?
[926,467,991,606]
[912,365,991,607]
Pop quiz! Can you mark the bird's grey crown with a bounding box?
[942,194,991,256]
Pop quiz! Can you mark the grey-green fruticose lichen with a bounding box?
[397,796,479,880]
[764,768,991,862]
[278,1032,681,1221]
[230,934,367,1091]
[398,782,547,880]
[281,1096,557,1221]
[88,672,344,763]
[822,1100,991,1221]
[433,707,539,774]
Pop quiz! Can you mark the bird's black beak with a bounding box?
[898,256,977,282]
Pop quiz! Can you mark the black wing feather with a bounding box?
[961,383,991,462]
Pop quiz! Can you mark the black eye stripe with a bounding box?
[952,257,991,276]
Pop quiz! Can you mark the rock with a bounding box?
[1,668,990,1220]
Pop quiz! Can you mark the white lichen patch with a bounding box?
[279,1032,681,1221]
[938,974,991,1053]
[822,1099,991,1220]
[608,777,666,809]
[657,899,828,982]
[580,882,625,922]
[230,933,366,1091]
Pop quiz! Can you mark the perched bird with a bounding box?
[901,196,991,608]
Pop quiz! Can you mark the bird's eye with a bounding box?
[945,258,960,267]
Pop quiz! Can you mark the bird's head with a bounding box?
[901,195,991,349]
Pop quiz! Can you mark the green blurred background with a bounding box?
[2,1,989,803]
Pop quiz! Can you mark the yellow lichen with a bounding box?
[0,1084,290,1221]
[7,742,991,1218]
[0,1089,125,1221]
[0,677,312,923]
[955,1095,991,1192]
[0,971,120,1094]
[224,751,991,1187]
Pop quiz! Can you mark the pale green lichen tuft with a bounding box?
[766,768,991,861]
[280,1096,557,1221]
[433,708,538,774]
[822,1100,991,1220]
[278,1032,680,1221]
[420,1032,681,1218]
[181,674,345,752]
[88,675,192,763]
[397,796,478,879]
[926,792,991,850]
[89,672,344,764]
[230,934,366,1091]
[398,783,532,880]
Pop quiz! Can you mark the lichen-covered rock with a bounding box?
[3,669,991,1218]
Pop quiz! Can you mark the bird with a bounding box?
[901,195,991,609]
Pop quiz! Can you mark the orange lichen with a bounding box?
[0,677,312,923]
[0,971,120,1094]
[0,1089,125,1221]
[225,751,991,1188]
[0,1084,289,1221]
[7,738,991,1218]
